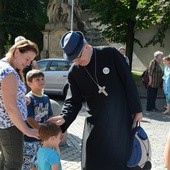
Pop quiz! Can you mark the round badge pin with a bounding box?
[103,67,110,74]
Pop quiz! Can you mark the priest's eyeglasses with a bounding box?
[77,47,84,59]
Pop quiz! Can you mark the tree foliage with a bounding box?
[0,0,48,57]
[88,0,170,67]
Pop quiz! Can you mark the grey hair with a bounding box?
[154,51,163,58]
[15,36,26,44]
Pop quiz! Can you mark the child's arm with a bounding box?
[55,146,60,154]
[164,130,170,169]
[27,117,40,129]
[51,164,59,170]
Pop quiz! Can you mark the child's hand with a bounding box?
[26,96,31,105]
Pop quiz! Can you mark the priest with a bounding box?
[49,31,143,170]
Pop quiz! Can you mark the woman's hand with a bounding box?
[25,128,39,139]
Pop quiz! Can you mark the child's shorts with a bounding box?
[22,141,42,170]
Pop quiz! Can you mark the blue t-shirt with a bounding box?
[24,92,53,142]
[163,66,170,94]
[37,147,62,170]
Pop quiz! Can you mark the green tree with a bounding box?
[88,0,170,68]
[0,0,48,58]
[0,0,8,56]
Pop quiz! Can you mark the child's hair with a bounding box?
[26,69,44,82]
[39,122,61,141]
[163,56,170,62]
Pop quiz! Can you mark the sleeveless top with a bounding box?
[0,58,27,129]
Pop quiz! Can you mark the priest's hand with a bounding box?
[133,112,143,122]
[47,116,65,126]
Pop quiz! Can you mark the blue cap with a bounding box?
[60,31,85,61]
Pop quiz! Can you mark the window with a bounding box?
[37,61,49,71]
[49,61,69,71]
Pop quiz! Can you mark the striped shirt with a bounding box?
[148,59,163,88]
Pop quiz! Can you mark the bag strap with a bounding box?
[132,121,140,129]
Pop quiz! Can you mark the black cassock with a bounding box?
[61,47,142,170]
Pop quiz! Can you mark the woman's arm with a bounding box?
[164,130,170,169]
[27,117,40,129]
[1,73,38,138]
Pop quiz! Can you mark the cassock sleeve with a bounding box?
[60,69,83,132]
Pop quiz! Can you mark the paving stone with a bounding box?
[59,97,170,170]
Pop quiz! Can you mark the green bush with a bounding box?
[132,71,142,86]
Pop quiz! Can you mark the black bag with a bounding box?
[141,69,149,89]
[127,122,152,170]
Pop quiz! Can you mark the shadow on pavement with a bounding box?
[60,133,81,162]
[143,111,170,122]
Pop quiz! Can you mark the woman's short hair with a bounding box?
[154,51,163,58]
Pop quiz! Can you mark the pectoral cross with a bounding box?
[98,85,108,96]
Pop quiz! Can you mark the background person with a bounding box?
[162,57,170,114]
[49,31,143,170]
[37,122,62,170]
[0,39,39,169]
[146,51,164,112]
[118,46,130,65]
[22,69,54,170]
[23,59,39,92]
[15,35,26,44]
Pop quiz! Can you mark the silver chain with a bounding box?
[84,49,99,86]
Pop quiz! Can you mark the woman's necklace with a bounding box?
[84,49,108,96]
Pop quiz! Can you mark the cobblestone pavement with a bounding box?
[59,97,170,170]
[51,84,170,170]
[1,95,168,169]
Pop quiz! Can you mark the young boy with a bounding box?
[22,69,54,170]
[37,122,62,170]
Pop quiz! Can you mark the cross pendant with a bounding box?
[98,85,108,96]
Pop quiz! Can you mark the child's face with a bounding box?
[51,133,62,148]
[28,76,45,92]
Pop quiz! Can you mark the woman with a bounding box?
[146,51,164,112]
[0,39,39,169]
[162,57,170,114]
